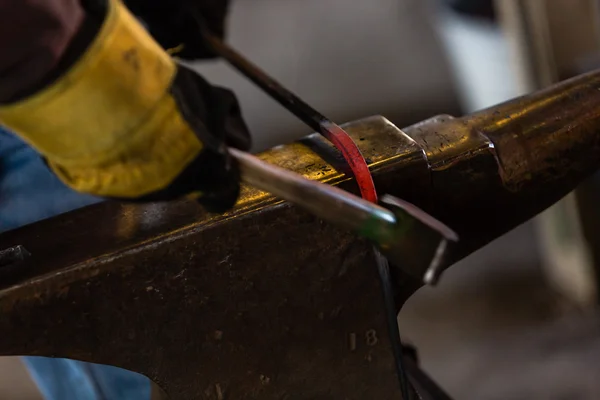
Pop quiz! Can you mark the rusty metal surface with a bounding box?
[2,70,600,398]
[402,70,600,269]
[0,117,425,399]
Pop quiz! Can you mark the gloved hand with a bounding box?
[123,0,230,59]
[0,0,250,213]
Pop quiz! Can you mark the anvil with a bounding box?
[1,69,600,399]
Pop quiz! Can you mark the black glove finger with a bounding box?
[172,0,231,59]
[194,158,242,213]
[113,149,241,213]
[210,87,252,151]
[123,0,230,59]
[193,0,230,38]
[187,149,241,213]
[171,64,252,152]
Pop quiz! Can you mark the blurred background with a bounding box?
[4,0,600,398]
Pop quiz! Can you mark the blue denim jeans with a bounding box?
[0,127,151,399]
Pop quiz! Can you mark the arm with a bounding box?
[0,0,90,102]
[0,0,250,212]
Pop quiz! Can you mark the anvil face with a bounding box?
[0,117,426,399]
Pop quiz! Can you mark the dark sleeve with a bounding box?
[0,0,85,102]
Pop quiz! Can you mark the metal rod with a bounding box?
[204,33,378,203]
[230,148,396,244]
[374,250,413,399]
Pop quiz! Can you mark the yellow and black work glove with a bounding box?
[0,0,250,213]
[123,0,229,60]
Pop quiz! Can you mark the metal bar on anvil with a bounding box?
[1,69,600,399]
